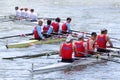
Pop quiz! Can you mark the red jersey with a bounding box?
[96,34,107,48]
[43,25,50,33]
[62,23,67,32]
[51,22,59,33]
[61,43,73,59]
[33,27,39,39]
[74,41,85,57]
[87,38,95,54]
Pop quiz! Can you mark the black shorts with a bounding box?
[61,58,74,63]
[97,48,110,53]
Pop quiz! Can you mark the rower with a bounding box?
[59,35,74,63]
[33,20,44,40]
[29,9,38,22]
[15,6,21,20]
[96,29,113,52]
[24,8,30,20]
[86,32,97,54]
[61,17,72,34]
[74,33,87,57]
[20,8,25,19]
[43,19,53,38]
[51,17,61,33]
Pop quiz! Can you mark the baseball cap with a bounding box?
[77,33,84,39]
[66,35,73,42]
[101,28,107,32]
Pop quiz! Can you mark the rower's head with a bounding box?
[38,20,43,26]
[30,9,34,13]
[24,8,28,11]
[47,20,51,25]
[20,8,23,11]
[15,6,19,10]
[55,17,61,23]
[91,32,97,40]
[101,29,107,34]
[66,17,72,23]
[66,35,73,43]
[77,33,84,41]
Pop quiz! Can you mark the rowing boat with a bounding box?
[13,19,38,26]
[6,37,66,48]
[8,15,57,26]
[32,53,116,74]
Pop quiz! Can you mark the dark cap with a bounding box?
[101,29,107,34]
[91,32,97,36]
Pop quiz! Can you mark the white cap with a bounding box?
[66,35,73,42]
[101,28,107,32]
[77,33,84,39]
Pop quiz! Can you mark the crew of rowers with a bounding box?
[59,29,113,63]
[33,17,72,40]
[15,6,38,21]
[15,6,113,63]
[32,16,113,63]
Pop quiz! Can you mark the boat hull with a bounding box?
[6,37,66,48]
[32,56,107,74]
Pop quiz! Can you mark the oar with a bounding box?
[110,37,120,41]
[77,50,120,64]
[2,51,59,60]
[0,33,33,39]
[96,47,120,55]
[100,57,120,64]
[38,17,56,20]
[112,47,120,50]
[87,51,120,64]
[71,30,91,35]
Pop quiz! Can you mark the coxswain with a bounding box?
[43,19,53,38]
[61,17,72,34]
[33,20,44,40]
[59,35,74,63]
[96,29,113,52]
[29,9,38,22]
[15,6,21,20]
[51,17,61,33]
[86,32,97,54]
[74,33,87,57]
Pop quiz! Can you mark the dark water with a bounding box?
[0,0,120,80]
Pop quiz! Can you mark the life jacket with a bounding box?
[43,25,50,33]
[61,43,73,59]
[33,26,39,39]
[51,22,59,33]
[87,38,95,54]
[62,23,67,32]
[74,41,85,57]
[96,34,107,48]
